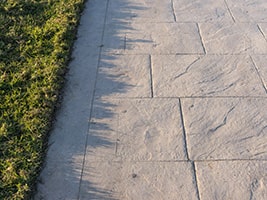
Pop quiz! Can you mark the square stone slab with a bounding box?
[251,55,267,92]
[117,99,186,161]
[226,0,267,22]
[86,99,187,161]
[103,23,204,54]
[196,161,267,200]
[181,98,267,160]
[152,55,266,97]
[106,0,174,23]
[199,22,267,54]
[173,0,233,22]
[95,54,151,98]
[80,161,199,200]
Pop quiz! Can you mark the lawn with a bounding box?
[0,0,85,199]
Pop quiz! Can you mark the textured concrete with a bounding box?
[152,55,266,97]
[35,0,267,199]
[199,22,267,54]
[80,161,199,200]
[173,0,232,22]
[182,98,267,160]
[106,0,174,23]
[196,161,267,200]
[95,54,151,98]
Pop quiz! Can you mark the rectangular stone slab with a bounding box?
[199,22,267,54]
[95,54,151,98]
[80,161,199,200]
[196,161,267,200]
[173,0,232,22]
[181,98,267,160]
[106,0,174,23]
[117,99,187,161]
[152,55,266,97]
[226,0,267,22]
[103,22,204,54]
[86,98,187,161]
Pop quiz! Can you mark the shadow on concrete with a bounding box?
[78,0,150,199]
[35,0,150,199]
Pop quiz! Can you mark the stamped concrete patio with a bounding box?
[35,0,267,199]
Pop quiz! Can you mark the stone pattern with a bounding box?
[196,161,267,200]
[80,162,198,200]
[152,55,266,97]
[35,0,267,199]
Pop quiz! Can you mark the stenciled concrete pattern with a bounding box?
[34,0,267,199]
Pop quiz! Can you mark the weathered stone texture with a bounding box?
[199,22,267,54]
[80,161,199,200]
[196,161,267,200]
[95,54,151,98]
[103,22,204,54]
[182,98,267,160]
[86,99,187,162]
[226,0,267,22]
[152,55,266,97]
[173,0,233,22]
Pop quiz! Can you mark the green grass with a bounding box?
[0,0,85,199]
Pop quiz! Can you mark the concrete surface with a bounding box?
[34,0,267,199]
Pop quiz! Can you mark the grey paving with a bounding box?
[152,55,266,97]
[80,161,199,200]
[95,54,151,98]
[196,161,267,200]
[226,0,267,22]
[182,98,267,160]
[34,0,267,199]
[199,22,267,54]
[173,0,233,23]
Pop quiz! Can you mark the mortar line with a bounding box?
[78,0,110,198]
[101,52,267,56]
[224,0,236,23]
[95,96,267,101]
[149,54,154,98]
[192,161,201,200]
[171,0,177,22]
[80,159,267,164]
[178,98,190,161]
[194,158,267,162]
[124,34,127,50]
[115,111,120,156]
[196,23,207,55]
[257,24,267,42]
[105,21,262,25]
[250,55,267,93]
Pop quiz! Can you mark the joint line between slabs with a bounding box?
[224,0,236,23]
[257,24,267,43]
[171,0,177,22]
[149,55,154,98]
[78,0,110,198]
[194,158,267,162]
[192,161,201,200]
[196,23,207,55]
[97,96,267,101]
[102,52,267,56]
[124,34,127,50]
[178,98,190,161]
[250,56,267,93]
